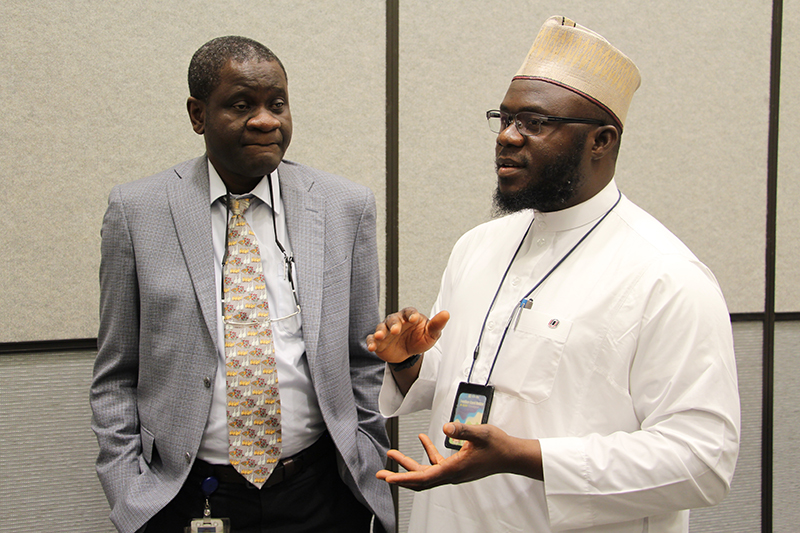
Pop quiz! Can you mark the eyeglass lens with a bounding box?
[487,111,543,136]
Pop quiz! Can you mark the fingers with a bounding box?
[383,307,424,334]
[427,310,451,339]
[443,421,493,448]
[366,307,449,364]
[375,468,393,481]
[443,421,461,439]
[376,448,440,490]
[418,433,445,465]
[376,434,459,491]
[365,328,386,351]
[376,424,523,491]
[386,449,424,472]
[380,470,442,491]
[366,318,393,350]
[388,307,429,337]
[367,308,421,350]
[398,306,422,322]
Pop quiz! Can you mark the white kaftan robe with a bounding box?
[380,180,740,533]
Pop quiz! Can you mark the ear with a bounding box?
[589,125,620,161]
[187,97,206,135]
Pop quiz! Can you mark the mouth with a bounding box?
[244,141,279,148]
[242,141,283,156]
[495,157,526,178]
[243,135,282,147]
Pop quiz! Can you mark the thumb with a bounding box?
[443,421,479,441]
[427,310,450,339]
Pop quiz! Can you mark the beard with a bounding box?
[493,135,587,215]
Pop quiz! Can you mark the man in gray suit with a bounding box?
[90,36,394,533]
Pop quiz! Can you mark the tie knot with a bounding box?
[230,197,252,216]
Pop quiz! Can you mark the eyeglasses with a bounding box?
[486,110,605,136]
[269,250,301,322]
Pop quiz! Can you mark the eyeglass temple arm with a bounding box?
[221,191,231,303]
[544,116,606,125]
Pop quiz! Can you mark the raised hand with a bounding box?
[367,307,450,364]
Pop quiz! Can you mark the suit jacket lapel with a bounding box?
[167,157,218,344]
[279,162,325,370]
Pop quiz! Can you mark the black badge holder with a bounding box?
[444,382,495,450]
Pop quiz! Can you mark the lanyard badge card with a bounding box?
[187,477,231,533]
[445,382,494,450]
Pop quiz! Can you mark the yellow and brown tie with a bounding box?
[223,196,281,488]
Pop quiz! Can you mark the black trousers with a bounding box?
[147,436,372,533]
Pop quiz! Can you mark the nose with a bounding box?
[247,106,281,131]
[496,121,525,147]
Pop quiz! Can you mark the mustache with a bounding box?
[495,154,529,171]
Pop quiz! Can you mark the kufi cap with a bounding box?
[514,16,641,130]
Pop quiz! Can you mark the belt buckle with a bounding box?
[281,456,298,479]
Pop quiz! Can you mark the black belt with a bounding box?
[191,432,333,489]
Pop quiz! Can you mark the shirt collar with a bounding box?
[207,159,282,214]
[533,178,620,232]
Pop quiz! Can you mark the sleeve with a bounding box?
[540,257,741,530]
[346,187,391,456]
[90,185,143,509]
[377,306,443,418]
[378,351,441,418]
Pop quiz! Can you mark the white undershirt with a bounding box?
[196,161,325,463]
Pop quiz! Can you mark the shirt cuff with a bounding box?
[378,360,437,418]
[539,437,594,529]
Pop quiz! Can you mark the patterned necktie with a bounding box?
[223,196,281,488]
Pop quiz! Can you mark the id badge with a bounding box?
[445,382,494,450]
[185,477,231,533]
[187,518,229,533]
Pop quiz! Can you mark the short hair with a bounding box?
[188,36,287,101]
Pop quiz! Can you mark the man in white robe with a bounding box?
[367,15,740,533]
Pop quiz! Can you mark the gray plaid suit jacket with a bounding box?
[90,156,394,533]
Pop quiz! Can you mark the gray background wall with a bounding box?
[0,1,794,532]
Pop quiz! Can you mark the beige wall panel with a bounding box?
[778,1,800,312]
[0,0,385,342]
[774,321,800,530]
[398,1,770,314]
[0,351,111,532]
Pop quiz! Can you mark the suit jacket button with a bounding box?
[203,377,212,388]
[185,452,192,463]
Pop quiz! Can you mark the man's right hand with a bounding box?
[366,307,450,364]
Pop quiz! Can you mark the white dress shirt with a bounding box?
[197,161,325,463]
[380,179,740,532]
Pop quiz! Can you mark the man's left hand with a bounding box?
[375,422,543,491]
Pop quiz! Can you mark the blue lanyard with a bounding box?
[468,191,622,385]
